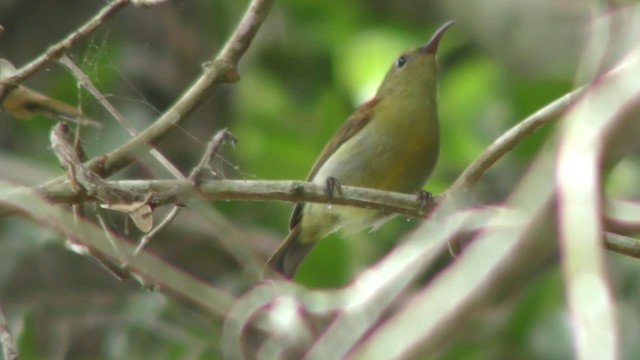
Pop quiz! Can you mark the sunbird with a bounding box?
[266,22,453,279]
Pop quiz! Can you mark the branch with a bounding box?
[0,0,129,100]
[42,0,275,185]
[189,128,237,181]
[58,54,185,180]
[605,233,640,258]
[134,129,237,255]
[31,179,433,218]
[0,181,235,317]
[446,86,585,195]
[446,45,640,198]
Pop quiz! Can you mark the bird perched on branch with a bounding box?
[265,21,453,279]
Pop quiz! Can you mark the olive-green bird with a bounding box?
[265,22,453,279]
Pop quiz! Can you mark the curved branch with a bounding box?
[0,0,129,99]
[43,0,274,184]
[446,86,585,196]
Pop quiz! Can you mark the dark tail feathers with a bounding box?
[263,226,316,280]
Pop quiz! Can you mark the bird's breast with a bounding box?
[313,100,439,193]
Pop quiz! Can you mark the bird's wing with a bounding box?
[288,97,380,230]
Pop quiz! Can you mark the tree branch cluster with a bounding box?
[2,0,640,359]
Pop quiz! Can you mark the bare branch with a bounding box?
[0,181,235,317]
[605,233,640,258]
[446,86,585,195]
[134,206,180,255]
[58,55,185,180]
[31,179,433,219]
[0,0,129,99]
[42,0,274,186]
[190,128,237,182]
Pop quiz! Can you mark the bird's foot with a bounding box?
[416,189,433,211]
[325,176,342,200]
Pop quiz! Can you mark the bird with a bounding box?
[265,21,453,279]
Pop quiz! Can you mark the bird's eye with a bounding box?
[396,55,407,68]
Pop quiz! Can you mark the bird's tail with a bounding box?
[263,226,316,280]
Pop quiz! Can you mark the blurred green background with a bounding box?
[1,0,640,359]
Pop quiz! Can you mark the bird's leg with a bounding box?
[415,189,433,211]
[325,176,342,202]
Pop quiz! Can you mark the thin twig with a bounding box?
[60,55,185,256]
[446,47,640,198]
[133,129,237,254]
[50,123,137,204]
[133,206,181,255]
[190,128,237,181]
[42,0,274,186]
[0,0,129,100]
[446,86,585,196]
[59,55,185,180]
[0,182,236,317]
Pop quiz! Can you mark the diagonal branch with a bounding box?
[0,181,235,317]
[0,0,130,100]
[446,86,585,195]
[42,0,275,185]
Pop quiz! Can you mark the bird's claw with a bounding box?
[416,190,433,210]
[325,176,342,200]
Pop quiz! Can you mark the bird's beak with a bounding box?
[420,21,454,55]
